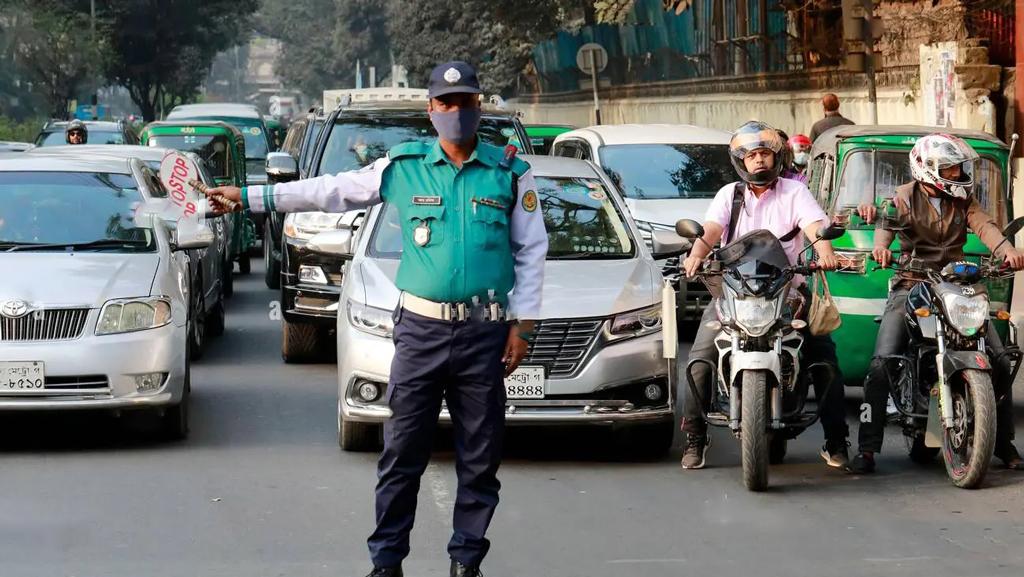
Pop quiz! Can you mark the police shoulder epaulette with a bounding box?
[388,141,430,160]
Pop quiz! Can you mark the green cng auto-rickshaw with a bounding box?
[806,125,1014,386]
[140,121,257,276]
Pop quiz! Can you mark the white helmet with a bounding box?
[909,133,979,200]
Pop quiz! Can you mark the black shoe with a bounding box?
[680,433,710,470]
[366,567,403,577]
[844,452,876,474]
[995,443,1024,470]
[821,439,850,468]
[451,560,482,577]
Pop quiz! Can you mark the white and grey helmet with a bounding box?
[909,133,979,200]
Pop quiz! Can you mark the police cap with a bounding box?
[427,61,482,99]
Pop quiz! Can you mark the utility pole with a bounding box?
[843,0,883,124]
[1016,0,1023,156]
[90,0,96,45]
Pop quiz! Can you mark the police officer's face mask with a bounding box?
[429,108,481,145]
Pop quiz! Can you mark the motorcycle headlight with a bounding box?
[606,304,662,341]
[941,293,988,336]
[96,297,172,335]
[284,212,344,240]
[732,295,780,336]
[347,300,394,338]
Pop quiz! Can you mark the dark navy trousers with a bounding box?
[368,310,509,568]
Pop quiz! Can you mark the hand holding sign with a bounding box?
[203,185,244,214]
[159,150,238,218]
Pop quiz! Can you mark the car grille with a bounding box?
[523,318,604,378]
[44,375,109,391]
[0,308,90,342]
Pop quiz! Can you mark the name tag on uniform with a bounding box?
[412,196,442,206]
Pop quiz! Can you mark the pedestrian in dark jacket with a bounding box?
[810,93,855,141]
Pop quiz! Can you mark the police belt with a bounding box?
[401,292,507,322]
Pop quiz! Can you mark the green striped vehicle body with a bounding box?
[806,126,1012,385]
[140,121,254,258]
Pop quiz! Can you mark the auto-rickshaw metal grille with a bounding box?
[0,308,89,342]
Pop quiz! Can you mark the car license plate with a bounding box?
[0,361,45,392]
[504,366,544,399]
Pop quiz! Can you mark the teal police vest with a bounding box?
[380,140,530,307]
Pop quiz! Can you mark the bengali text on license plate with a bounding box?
[504,366,545,399]
[0,361,45,392]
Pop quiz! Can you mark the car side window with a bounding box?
[554,141,578,159]
[575,142,592,161]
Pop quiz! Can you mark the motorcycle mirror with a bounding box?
[675,218,704,239]
[816,223,846,241]
[1002,216,1024,239]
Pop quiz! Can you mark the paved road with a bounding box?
[1,258,1022,577]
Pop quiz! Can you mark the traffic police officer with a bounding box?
[207,61,548,577]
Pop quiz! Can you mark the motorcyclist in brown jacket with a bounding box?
[851,134,1024,473]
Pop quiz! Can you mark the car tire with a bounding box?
[188,275,206,361]
[238,254,251,275]
[264,221,281,290]
[282,318,319,363]
[222,257,234,299]
[208,296,226,338]
[161,359,191,441]
[339,413,380,452]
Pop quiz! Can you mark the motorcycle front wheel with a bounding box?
[942,369,996,489]
[741,370,770,491]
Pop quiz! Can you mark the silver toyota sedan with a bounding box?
[0,155,213,438]
[313,155,687,453]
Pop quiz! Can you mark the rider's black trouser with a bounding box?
[858,289,1016,454]
[681,300,849,443]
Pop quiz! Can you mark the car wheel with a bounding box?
[282,318,320,363]
[338,409,380,452]
[161,360,190,441]
[264,221,281,289]
[189,274,206,360]
[222,257,234,299]
[238,254,251,275]
[208,295,226,338]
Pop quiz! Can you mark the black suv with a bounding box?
[263,108,326,289]
[271,99,532,362]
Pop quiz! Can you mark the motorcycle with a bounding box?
[871,216,1024,488]
[675,222,845,491]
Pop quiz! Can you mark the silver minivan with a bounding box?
[313,156,686,453]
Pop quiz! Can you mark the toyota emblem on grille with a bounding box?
[0,299,30,318]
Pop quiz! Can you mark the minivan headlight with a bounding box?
[347,300,394,338]
[96,297,172,335]
[941,293,988,336]
[606,304,662,341]
[284,212,344,240]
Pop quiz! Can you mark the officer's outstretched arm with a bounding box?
[241,157,390,213]
[508,170,548,321]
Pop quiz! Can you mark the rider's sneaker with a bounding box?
[995,443,1024,470]
[820,439,850,468]
[844,452,876,474]
[680,433,710,470]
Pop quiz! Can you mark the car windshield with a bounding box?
[147,134,232,179]
[370,176,634,260]
[598,143,734,200]
[317,115,521,175]
[37,129,125,146]
[0,171,155,251]
[835,150,1006,226]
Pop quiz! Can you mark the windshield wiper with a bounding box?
[6,239,150,252]
[549,252,624,260]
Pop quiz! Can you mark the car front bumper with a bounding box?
[337,323,673,425]
[282,235,343,324]
[0,320,187,411]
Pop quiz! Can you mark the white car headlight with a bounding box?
[96,297,172,335]
[732,295,780,336]
[941,293,988,336]
[347,300,394,338]
[284,212,344,240]
[606,304,662,340]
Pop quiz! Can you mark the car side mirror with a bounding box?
[675,219,704,239]
[1002,217,1024,239]
[173,221,214,251]
[650,229,689,260]
[266,152,299,183]
[307,229,354,259]
[816,223,846,241]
